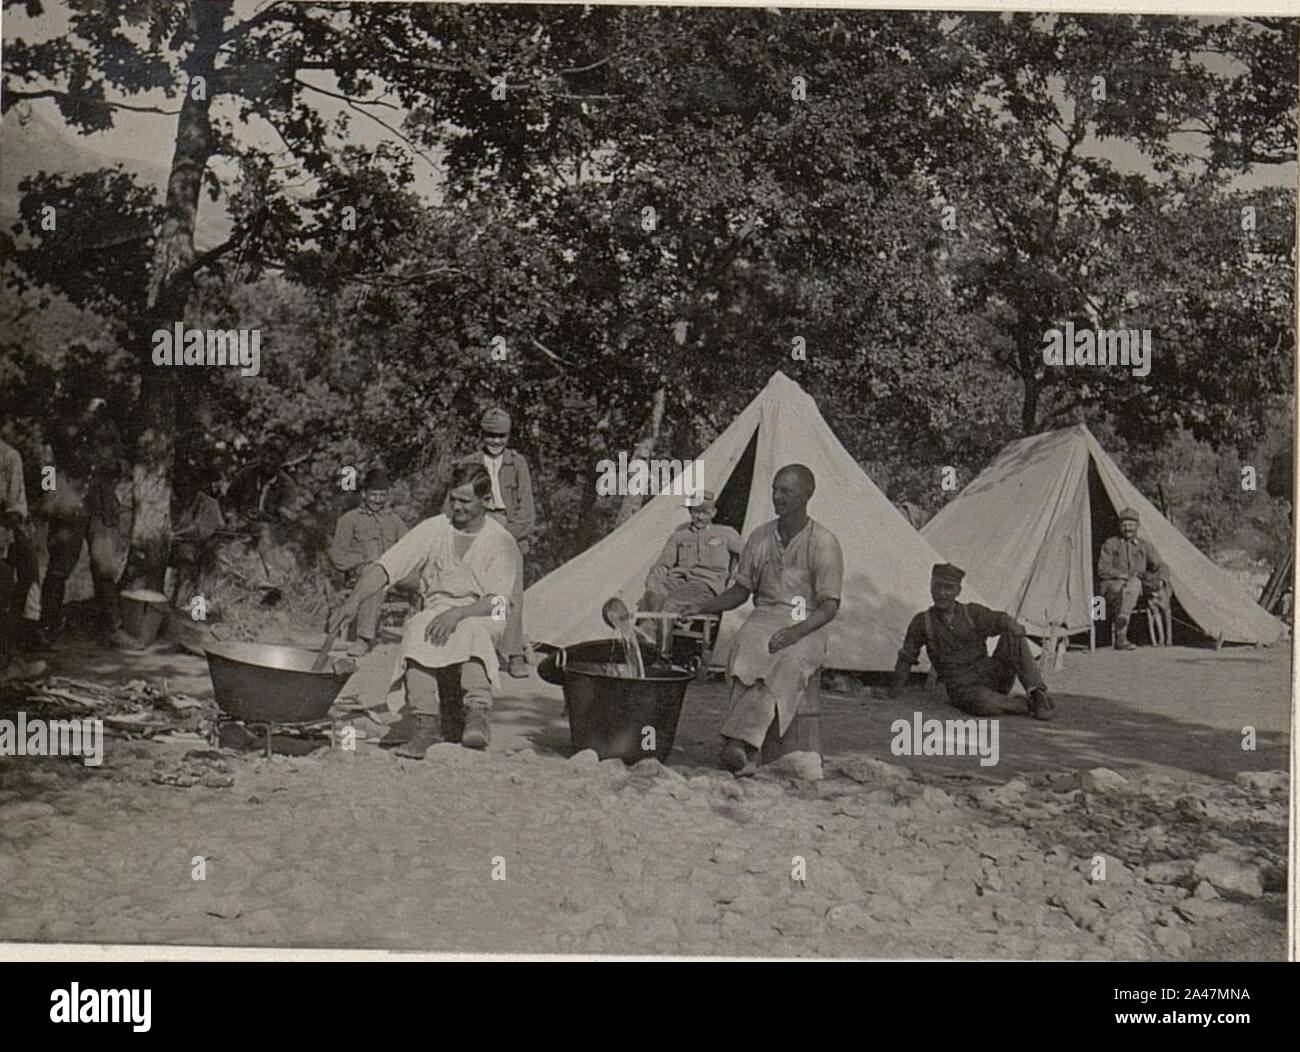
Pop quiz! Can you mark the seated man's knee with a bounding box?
[405,662,441,712]
[949,686,1003,717]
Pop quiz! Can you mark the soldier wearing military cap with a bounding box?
[1097,506,1168,651]
[890,562,1056,721]
[445,407,534,677]
[330,464,408,655]
[644,490,743,612]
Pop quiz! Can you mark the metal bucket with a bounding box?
[120,589,169,646]
[203,641,352,724]
[555,645,694,764]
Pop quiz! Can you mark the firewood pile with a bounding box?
[6,676,217,740]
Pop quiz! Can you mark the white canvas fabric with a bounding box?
[923,424,1283,645]
[525,371,986,670]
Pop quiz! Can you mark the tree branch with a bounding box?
[220,0,301,44]
[293,77,444,174]
[492,314,573,370]
[3,89,180,115]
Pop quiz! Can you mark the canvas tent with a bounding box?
[921,424,1283,646]
[525,371,986,670]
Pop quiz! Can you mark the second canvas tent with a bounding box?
[921,424,1283,647]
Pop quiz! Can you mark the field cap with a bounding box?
[1119,507,1140,524]
[363,465,390,490]
[931,562,965,585]
[685,490,717,513]
[480,408,511,435]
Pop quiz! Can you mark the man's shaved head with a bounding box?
[775,464,815,498]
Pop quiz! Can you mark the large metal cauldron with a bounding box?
[204,641,352,724]
[538,639,694,764]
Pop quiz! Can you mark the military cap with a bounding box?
[363,465,390,490]
[1118,507,1140,524]
[684,490,717,513]
[931,563,965,584]
[480,407,512,435]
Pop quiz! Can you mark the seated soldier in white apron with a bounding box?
[675,464,842,776]
[329,462,521,757]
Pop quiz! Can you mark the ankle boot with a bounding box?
[393,715,441,758]
[461,706,491,750]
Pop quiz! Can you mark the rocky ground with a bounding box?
[0,633,1290,959]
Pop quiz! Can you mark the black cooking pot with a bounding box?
[538,639,694,764]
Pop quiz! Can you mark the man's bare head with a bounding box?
[772,464,815,516]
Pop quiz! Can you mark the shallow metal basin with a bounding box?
[203,641,351,724]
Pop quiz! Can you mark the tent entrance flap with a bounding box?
[714,428,758,532]
[1087,456,1120,575]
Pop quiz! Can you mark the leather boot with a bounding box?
[461,706,491,750]
[393,715,441,758]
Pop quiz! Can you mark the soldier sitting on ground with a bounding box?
[890,562,1056,721]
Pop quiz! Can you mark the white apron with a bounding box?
[375,514,520,714]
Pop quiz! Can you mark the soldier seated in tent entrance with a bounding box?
[890,563,1056,721]
[677,465,842,776]
[330,463,521,758]
[328,465,408,657]
[1098,507,1169,651]
[644,489,743,622]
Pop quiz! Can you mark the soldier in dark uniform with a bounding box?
[890,562,1056,721]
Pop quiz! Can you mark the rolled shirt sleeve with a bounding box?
[732,530,763,594]
[725,527,744,558]
[376,517,438,587]
[897,613,926,666]
[809,526,844,606]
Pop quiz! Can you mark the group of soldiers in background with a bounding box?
[1,402,135,680]
[0,403,537,686]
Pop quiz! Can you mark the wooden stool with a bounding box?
[760,676,822,763]
[633,612,720,678]
[1139,599,1171,646]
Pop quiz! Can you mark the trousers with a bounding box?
[943,635,1044,716]
[5,526,40,622]
[721,680,780,749]
[41,510,121,632]
[404,658,492,718]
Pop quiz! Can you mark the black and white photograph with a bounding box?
[0,0,1295,973]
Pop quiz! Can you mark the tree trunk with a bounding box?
[122,1,227,591]
[1020,369,1040,436]
[614,384,667,527]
